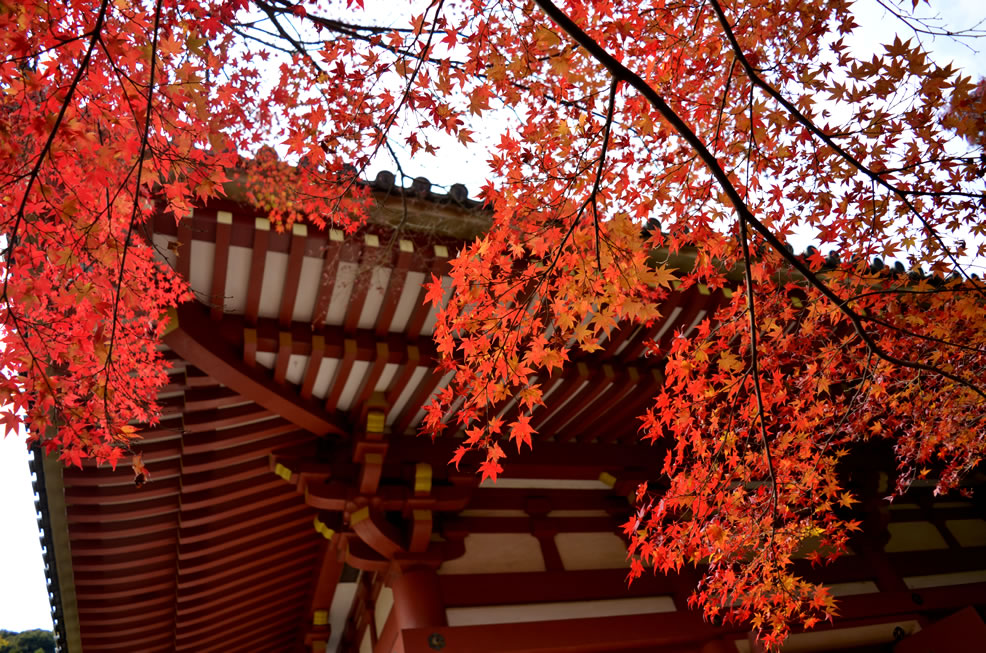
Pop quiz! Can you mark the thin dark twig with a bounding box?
[590,79,619,270]
[531,0,986,403]
[706,0,984,293]
[103,0,166,425]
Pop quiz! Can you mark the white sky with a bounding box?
[0,435,53,631]
[0,0,983,634]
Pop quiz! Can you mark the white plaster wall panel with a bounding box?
[885,522,948,552]
[325,581,358,653]
[374,363,398,392]
[324,261,358,325]
[389,271,425,333]
[311,358,339,399]
[254,352,276,370]
[374,586,394,638]
[438,533,545,575]
[223,245,253,313]
[446,596,675,627]
[187,240,215,303]
[357,266,392,329]
[151,233,177,270]
[336,361,370,411]
[358,628,372,653]
[827,581,879,597]
[946,518,986,547]
[556,532,629,570]
[291,256,323,323]
[257,251,289,319]
[904,569,986,589]
[386,366,427,426]
[420,275,453,336]
[285,354,308,385]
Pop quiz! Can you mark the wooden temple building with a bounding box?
[32,173,986,652]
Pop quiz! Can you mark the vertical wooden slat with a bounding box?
[385,345,420,409]
[243,327,257,367]
[405,244,449,339]
[278,223,308,327]
[573,368,640,443]
[374,239,414,335]
[273,331,291,384]
[353,342,388,413]
[553,364,614,443]
[209,211,232,320]
[300,335,326,399]
[533,363,591,438]
[245,218,271,326]
[324,339,357,412]
[312,230,360,328]
[343,234,378,334]
[390,370,444,436]
[176,213,193,280]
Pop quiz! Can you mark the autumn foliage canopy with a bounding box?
[1,0,984,646]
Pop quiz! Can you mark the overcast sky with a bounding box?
[1,0,984,634]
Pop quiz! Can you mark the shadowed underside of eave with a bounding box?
[41,191,733,653]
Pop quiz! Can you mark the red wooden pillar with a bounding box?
[393,567,447,629]
[392,567,447,653]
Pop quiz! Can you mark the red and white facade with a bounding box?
[34,179,986,652]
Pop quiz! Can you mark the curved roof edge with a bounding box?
[31,446,83,653]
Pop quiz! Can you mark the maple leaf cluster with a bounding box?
[1,0,984,648]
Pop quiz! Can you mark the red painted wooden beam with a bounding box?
[164,302,346,436]
[244,218,270,325]
[301,334,326,399]
[572,368,641,443]
[324,338,357,412]
[440,569,675,607]
[375,239,415,335]
[343,235,376,334]
[401,609,730,653]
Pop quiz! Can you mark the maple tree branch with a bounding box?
[706,0,984,292]
[712,56,737,154]
[103,0,165,425]
[590,79,619,270]
[1,0,111,304]
[857,312,986,355]
[738,86,778,547]
[843,284,983,303]
[739,215,779,558]
[532,0,986,403]
[874,0,986,42]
